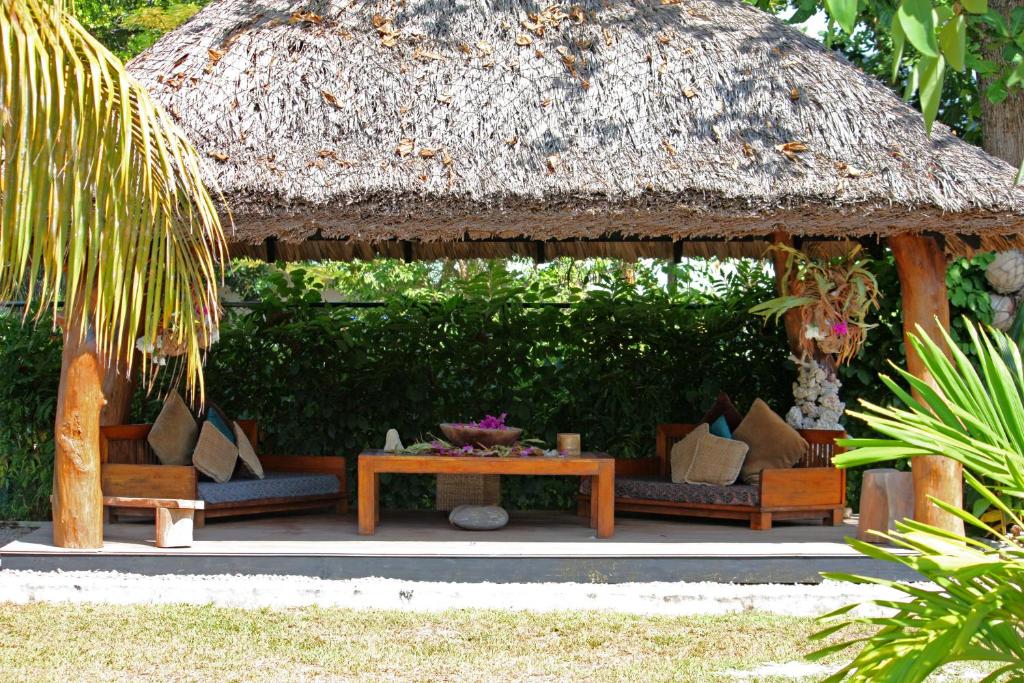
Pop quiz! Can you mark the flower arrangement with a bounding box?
[750,244,881,366]
[401,438,565,458]
[457,413,509,429]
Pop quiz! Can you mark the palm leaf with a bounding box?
[0,0,226,397]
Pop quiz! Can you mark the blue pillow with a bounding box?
[709,415,732,439]
[204,403,236,445]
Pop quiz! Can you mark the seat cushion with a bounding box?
[147,391,198,466]
[198,471,341,505]
[581,475,759,507]
[734,398,808,486]
[669,423,709,483]
[191,421,238,483]
[685,434,748,486]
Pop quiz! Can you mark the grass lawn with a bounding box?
[0,602,870,682]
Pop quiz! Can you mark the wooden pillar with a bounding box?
[888,233,964,535]
[770,231,805,356]
[51,310,107,548]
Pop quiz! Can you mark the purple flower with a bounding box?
[832,321,849,336]
[461,445,474,453]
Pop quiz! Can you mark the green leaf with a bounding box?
[919,54,946,133]
[987,78,1010,104]
[962,0,988,13]
[898,0,940,56]
[891,16,906,82]
[939,14,966,71]
[825,0,859,34]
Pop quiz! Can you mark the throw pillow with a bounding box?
[669,423,710,483]
[233,421,264,479]
[147,391,198,466]
[709,415,732,439]
[204,402,236,444]
[733,398,808,486]
[192,421,238,483]
[684,434,749,486]
[698,392,744,432]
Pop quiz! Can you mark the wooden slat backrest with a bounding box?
[100,419,260,465]
[655,423,846,477]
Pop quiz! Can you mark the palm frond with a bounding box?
[0,0,226,397]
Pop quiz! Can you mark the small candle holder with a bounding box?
[557,433,581,457]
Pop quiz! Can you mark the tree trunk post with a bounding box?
[980,0,1024,168]
[888,233,964,535]
[770,231,805,356]
[52,312,107,548]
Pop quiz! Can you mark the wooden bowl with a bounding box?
[440,423,523,447]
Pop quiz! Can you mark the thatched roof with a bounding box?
[129,0,1024,260]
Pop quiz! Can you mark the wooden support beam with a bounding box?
[264,237,278,263]
[100,353,138,427]
[52,311,106,549]
[769,231,805,357]
[535,241,547,264]
[888,233,964,535]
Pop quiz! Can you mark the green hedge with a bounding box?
[194,263,790,510]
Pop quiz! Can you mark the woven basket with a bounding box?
[436,473,501,511]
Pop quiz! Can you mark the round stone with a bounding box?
[448,505,509,531]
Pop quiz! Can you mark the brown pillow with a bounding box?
[670,423,710,483]
[192,421,238,483]
[684,434,748,486]
[233,421,264,479]
[698,392,744,432]
[733,399,808,486]
[147,391,198,466]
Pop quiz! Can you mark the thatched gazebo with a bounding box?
[108,0,1024,543]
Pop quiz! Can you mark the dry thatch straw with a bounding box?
[129,0,1024,260]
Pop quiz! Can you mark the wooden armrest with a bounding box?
[760,467,845,509]
[101,463,197,500]
[103,496,204,510]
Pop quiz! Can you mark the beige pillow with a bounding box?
[147,391,198,466]
[733,399,808,486]
[192,421,238,483]
[684,434,748,486]
[233,421,264,479]
[670,423,710,483]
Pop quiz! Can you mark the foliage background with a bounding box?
[0,255,994,519]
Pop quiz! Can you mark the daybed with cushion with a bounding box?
[578,423,845,530]
[100,420,347,526]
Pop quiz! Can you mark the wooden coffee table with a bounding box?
[357,451,615,538]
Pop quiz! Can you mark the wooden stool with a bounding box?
[103,496,204,548]
[857,469,914,543]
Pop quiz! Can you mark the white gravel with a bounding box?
[0,570,925,616]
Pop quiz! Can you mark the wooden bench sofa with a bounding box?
[578,423,846,530]
[100,421,347,526]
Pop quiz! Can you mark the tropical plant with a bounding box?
[808,319,1024,681]
[0,0,225,545]
[751,245,881,365]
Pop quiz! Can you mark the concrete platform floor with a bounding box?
[1,511,916,584]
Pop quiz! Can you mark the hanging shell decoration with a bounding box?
[985,250,1024,294]
[991,293,1016,331]
[784,355,845,431]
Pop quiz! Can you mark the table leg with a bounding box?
[589,476,599,529]
[358,460,377,535]
[596,462,614,539]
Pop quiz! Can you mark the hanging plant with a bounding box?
[750,244,881,366]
